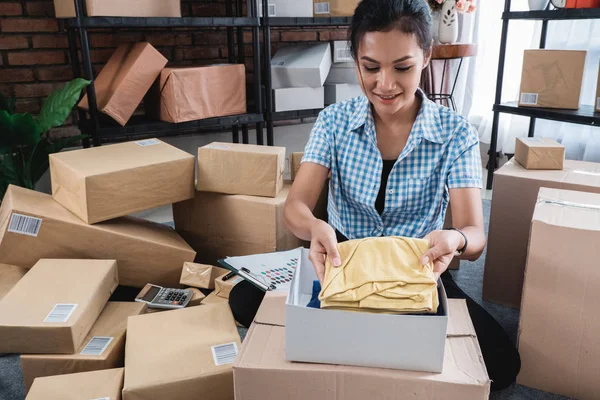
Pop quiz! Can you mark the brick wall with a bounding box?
[0,0,349,138]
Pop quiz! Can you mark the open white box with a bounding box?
[285,248,449,373]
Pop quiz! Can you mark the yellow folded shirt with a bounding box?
[318,236,439,314]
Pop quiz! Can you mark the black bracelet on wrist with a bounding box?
[445,227,468,256]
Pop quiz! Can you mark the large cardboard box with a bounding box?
[54,0,180,18]
[215,274,245,299]
[0,185,196,288]
[180,262,230,290]
[286,248,449,372]
[518,49,586,109]
[79,43,167,126]
[0,264,27,300]
[123,303,240,400]
[251,0,313,17]
[596,60,600,112]
[274,87,324,112]
[234,293,490,399]
[21,301,147,391]
[174,183,304,264]
[26,368,124,400]
[483,159,600,308]
[313,0,360,16]
[50,139,195,224]
[197,142,286,197]
[517,188,600,399]
[146,65,247,124]
[325,83,362,104]
[514,137,565,170]
[326,62,358,84]
[271,43,332,89]
[0,259,118,354]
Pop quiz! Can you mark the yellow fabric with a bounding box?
[318,236,439,314]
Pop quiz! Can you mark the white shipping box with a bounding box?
[274,87,324,112]
[285,248,449,373]
[325,62,358,84]
[333,41,352,63]
[325,83,362,104]
[251,0,313,17]
[271,43,332,89]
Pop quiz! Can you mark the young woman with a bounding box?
[282,0,521,392]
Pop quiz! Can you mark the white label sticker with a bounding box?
[596,97,600,110]
[205,144,230,150]
[90,398,110,400]
[272,60,285,66]
[44,304,78,323]
[212,342,238,366]
[136,139,160,147]
[522,137,543,143]
[314,2,330,14]
[80,336,114,356]
[8,213,42,237]
[520,93,538,105]
[268,4,276,16]
[336,48,352,61]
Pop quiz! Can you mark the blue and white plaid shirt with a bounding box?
[302,89,482,240]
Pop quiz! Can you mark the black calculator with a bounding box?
[135,284,193,310]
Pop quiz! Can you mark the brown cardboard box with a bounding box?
[79,43,167,126]
[21,301,147,391]
[147,65,247,124]
[0,259,118,354]
[0,185,196,288]
[53,0,180,18]
[174,183,304,264]
[180,262,230,290]
[214,275,244,299]
[0,264,27,300]
[123,303,240,400]
[596,60,600,112]
[26,368,124,400]
[50,139,195,224]
[514,137,565,170]
[518,49,586,109]
[483,159,600,308]
[201,291,230,305]
[313,0,360,16]
[187,287,206,306]
[197,142,286,197]
[517,188,600,399]
[234,293,490,399]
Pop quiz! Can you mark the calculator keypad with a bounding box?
[157,289,189,306]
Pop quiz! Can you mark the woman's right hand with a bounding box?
[309,219,342,283]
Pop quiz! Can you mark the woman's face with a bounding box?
[356,29,431,118]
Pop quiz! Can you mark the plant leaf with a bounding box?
[0,93,16,114]
[0,152,22,200]
[0,110,42,148]
[35,78,90,133]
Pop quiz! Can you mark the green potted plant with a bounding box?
[0,78,90,200]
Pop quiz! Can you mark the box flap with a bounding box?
[534,187,600,231]
[447,299,476,337]
[254,292,287,326]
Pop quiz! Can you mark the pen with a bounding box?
[221,271,236,281]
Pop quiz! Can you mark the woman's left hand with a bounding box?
[420,230,464,279]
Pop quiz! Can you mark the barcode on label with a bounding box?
[80,336,114,356]
[136,139,160,146]
[596,97,600,110]
[44,304,78,323]
[212,342,238,366]
[520,93,538,105]
[314,2,330,14]
[268,4,276,16]
[8,213,42,237]
[336,48,352,61]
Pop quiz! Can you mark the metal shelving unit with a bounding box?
[65,0,264,146]
[486,1,600,189]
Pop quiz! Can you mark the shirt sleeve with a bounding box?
[301,109,332,169]
[447,122,482,189]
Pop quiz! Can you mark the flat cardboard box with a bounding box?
[26,368,124,400]
[21,301,147,391]
[0,259,118,354]
[286,248,449,372]
[251,0,313,17]
[596,60,600,112]
[313,0,360,16]
[517,188,600,399]
[325,83,362,104]
[180,262,230,290]
[234,293,490,400]
[0,264,27,300]
[325,62,358,84]
[274,87,324,112]
[197,142,286,197]
[174,183,304,265]
[79,43,167,126]
[54,0,180,18]
[332,40,352,63]
[123,303,240,400]
[518,49,586,109]
[271,43,332,89]
[215,275,245,299]
[50,139,195,224]
[514,137,565,170]
[0,185,196,288]
[483,159,600,308]
[146,65,247,124]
